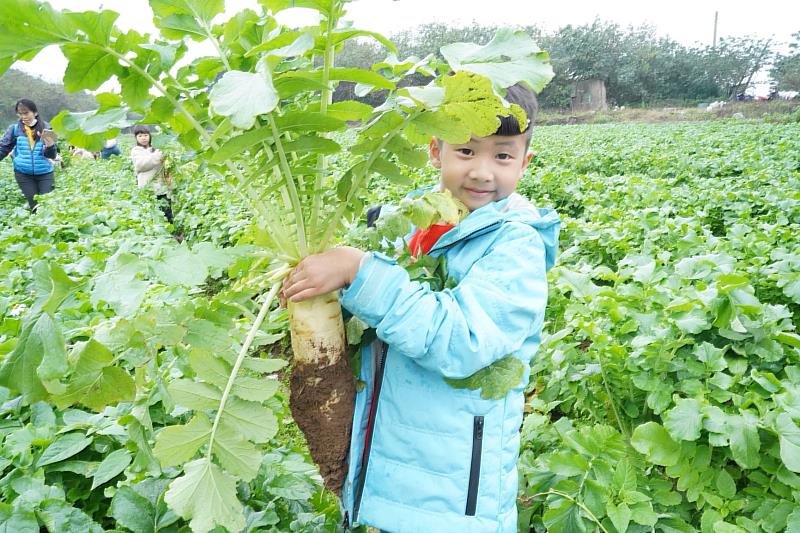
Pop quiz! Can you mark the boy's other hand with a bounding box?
[282,247,365,303]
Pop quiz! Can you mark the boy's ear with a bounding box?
[428,137,442,168]
[523,150,533,169]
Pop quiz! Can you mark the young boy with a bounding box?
[282,83,559,532]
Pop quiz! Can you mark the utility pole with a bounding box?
[712,11,718,48]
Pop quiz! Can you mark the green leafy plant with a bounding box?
[0,158,336,532]
[0,1,553,530]
[517,121,800,532]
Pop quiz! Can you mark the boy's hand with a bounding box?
[282,247,365,303]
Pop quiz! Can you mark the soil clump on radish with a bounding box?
[289,355,355,492]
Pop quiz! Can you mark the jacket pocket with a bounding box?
[465,415,484,516]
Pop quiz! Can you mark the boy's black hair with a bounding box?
[496,83,538,146]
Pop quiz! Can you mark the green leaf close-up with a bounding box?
[36,432,94,467]
[444,355,526,400]
[630,422,681,466]
[164,458,245,533]
[209,61,279,129]
[53,339,136,411]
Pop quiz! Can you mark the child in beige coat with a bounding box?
[130,125,174,223]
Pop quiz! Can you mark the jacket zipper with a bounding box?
[465,415,484,516]
[352,341,388,524]
[27,125,35,174]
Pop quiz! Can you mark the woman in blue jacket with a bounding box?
[0,99,58,210]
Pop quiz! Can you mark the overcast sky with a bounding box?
[12,0,800,83]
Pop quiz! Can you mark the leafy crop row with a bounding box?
[517,121,800,532]
[0,158,339,532]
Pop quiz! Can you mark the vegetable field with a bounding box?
[518,121,800,532]
[1,119,799,532]
[0,155,341,532]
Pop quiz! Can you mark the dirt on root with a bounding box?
[289,354,356,494]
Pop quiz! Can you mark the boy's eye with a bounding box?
[496,153,512,160]
[456,148,474,156]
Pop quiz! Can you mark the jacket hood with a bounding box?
[405,188,560,271]
[452,192,560,271]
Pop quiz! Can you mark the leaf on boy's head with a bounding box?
[438,71,532,140]
[508,103,529,134]
[440,72,501,139]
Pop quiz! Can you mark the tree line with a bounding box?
[336,19,799,109]
[0,69,96,126]
[772,31,800,92]
[2,21,798,116]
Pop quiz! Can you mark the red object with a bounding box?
[408,223,455,258]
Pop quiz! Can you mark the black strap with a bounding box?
[366,205,382,228]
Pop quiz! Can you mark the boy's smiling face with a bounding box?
[430,134,532,212]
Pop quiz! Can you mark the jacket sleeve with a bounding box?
[0,125,17,161]
[130,147,161,173]
[340,222,548,379]
[43,142,58,159]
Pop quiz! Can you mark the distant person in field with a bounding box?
[0,99,59,211]
[282,83,560,532]
[69,145,95,159]
[100,137,121,159]
[130,125,174,224]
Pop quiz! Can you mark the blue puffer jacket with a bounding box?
[0,121,56,175]
[340,193,560,533]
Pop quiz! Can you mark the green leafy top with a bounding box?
[0,3,553,531]
[442,28,554,93]
[0,0,553,266]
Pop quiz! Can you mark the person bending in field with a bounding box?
[100,137,121,159]
[130,125,175,224]
[282,83,559,533]
[70,145,96,159]
[0,99,59,211]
